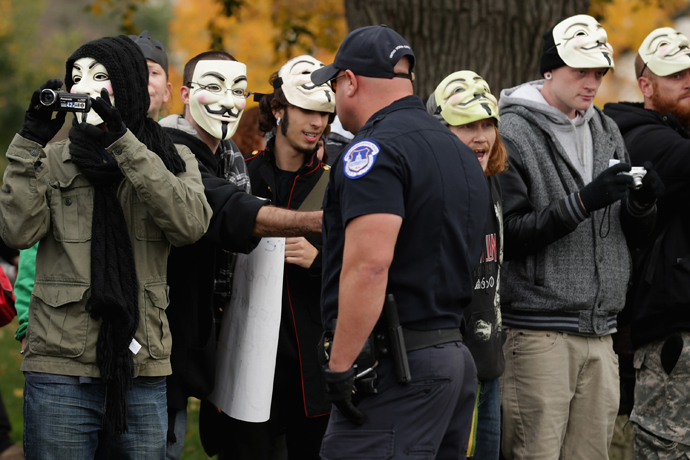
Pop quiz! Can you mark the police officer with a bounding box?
[310,25,489,459]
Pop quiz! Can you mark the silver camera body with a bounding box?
[625,166,647,190]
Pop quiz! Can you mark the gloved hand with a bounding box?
[18,79,67,146]
[579,163,633,213]
[323,365,363,426]
[92,88,127,146]
[629,161,664,206]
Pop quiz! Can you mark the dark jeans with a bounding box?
[474,378,501,459]
[320,341,478,460]
[0,388,13,453]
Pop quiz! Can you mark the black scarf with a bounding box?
[65,36,185,435]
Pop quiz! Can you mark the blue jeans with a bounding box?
[473,378,500,459]
[23,375,168,460]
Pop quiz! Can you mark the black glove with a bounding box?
[629,161,664,206]
[323,365,363,426]
[18,79,67,146]
[80,88,127,146]
[579,163,633,213]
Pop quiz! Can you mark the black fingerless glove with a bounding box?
[323,365,363,426]
[629,161,664,207]
[579,163,633,213]
[18,79,67,147]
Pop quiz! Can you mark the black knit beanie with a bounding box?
[539,19,567,76]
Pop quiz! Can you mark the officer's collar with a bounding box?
[363,95,424,127]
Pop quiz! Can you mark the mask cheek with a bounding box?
[236,98,247,111]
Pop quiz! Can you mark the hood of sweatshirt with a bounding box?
[499,80,596,181]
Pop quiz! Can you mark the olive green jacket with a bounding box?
[0,132,212,378]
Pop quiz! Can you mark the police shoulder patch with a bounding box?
[342,140,380,179]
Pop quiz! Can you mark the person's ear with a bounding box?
[638,76,653,99]
[272,106,285,122]
[163,81,173,104]
[180,85,190,105]
[343,70,357,97]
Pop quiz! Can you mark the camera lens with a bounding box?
[39,89,56,106]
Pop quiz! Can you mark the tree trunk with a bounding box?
[344,0,591,98]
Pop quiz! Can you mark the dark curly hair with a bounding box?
[258,71,335,135]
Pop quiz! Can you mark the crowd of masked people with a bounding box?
[0,12,688,460]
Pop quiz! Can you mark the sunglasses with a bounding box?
[329,74,347,93]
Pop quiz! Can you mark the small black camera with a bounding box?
[39,89,92,113]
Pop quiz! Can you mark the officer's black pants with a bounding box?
[320,341,477,460]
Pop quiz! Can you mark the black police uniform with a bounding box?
[320,95,489,459]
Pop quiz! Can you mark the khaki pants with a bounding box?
[500,328,620,460]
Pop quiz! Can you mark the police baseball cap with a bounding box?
[310,25,416,86]
[128,30,169,76]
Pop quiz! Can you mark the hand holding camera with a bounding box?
[629,161,664,206]
[76,88,127,146]
[579,162,633,213]
[19,79,68,147]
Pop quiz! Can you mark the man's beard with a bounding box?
[280,107,321,156]
[651,79,690,126]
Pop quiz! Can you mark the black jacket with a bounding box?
[245,140,330,417]
[604,102,690,348]
[164,128,267,409]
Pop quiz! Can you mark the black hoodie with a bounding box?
[604,101,690,349]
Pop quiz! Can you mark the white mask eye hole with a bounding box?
[452,87,466,94]
[94,72,109,82]
[73,75,82,83]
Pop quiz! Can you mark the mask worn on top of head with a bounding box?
[639,27,690,77]
[276,55,335,113]
[552,14,615,70]
[433,70,499,127]
[188,60,248,141]
[71,57,116,126]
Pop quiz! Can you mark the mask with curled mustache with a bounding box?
[639,27,690,77]
[433,70,499,127]
[189,60,248,140]
[553,14,615,70]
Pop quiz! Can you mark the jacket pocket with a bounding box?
[145,283,171,359]
[534,250,545,286]
[134,200,164,242]
[29,283,90,357]
[50,186,93,243]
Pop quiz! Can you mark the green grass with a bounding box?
[0,318,214,459]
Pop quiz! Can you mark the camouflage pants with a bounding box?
[633,425,690,460]
[631,332,690,460]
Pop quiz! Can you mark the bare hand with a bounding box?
[21,338,26,354]
[285,237,318,269]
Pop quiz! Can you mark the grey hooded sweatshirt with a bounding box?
[497,80,649,335]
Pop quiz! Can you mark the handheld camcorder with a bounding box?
[39,89,92,113]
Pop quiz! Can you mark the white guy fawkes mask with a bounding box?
[71,57,115,125]
[639,27,690,77]
[434,70,499,126]
[553,14,615,70]
[188,60,248,141]
[278,55,335,113]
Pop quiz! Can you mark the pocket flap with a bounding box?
[145,283,170,309]
[32,283,89,308]
[633,348,646,370]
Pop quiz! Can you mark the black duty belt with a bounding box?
[402,327,463,352]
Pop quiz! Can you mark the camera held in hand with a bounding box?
[39,89,92,113]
